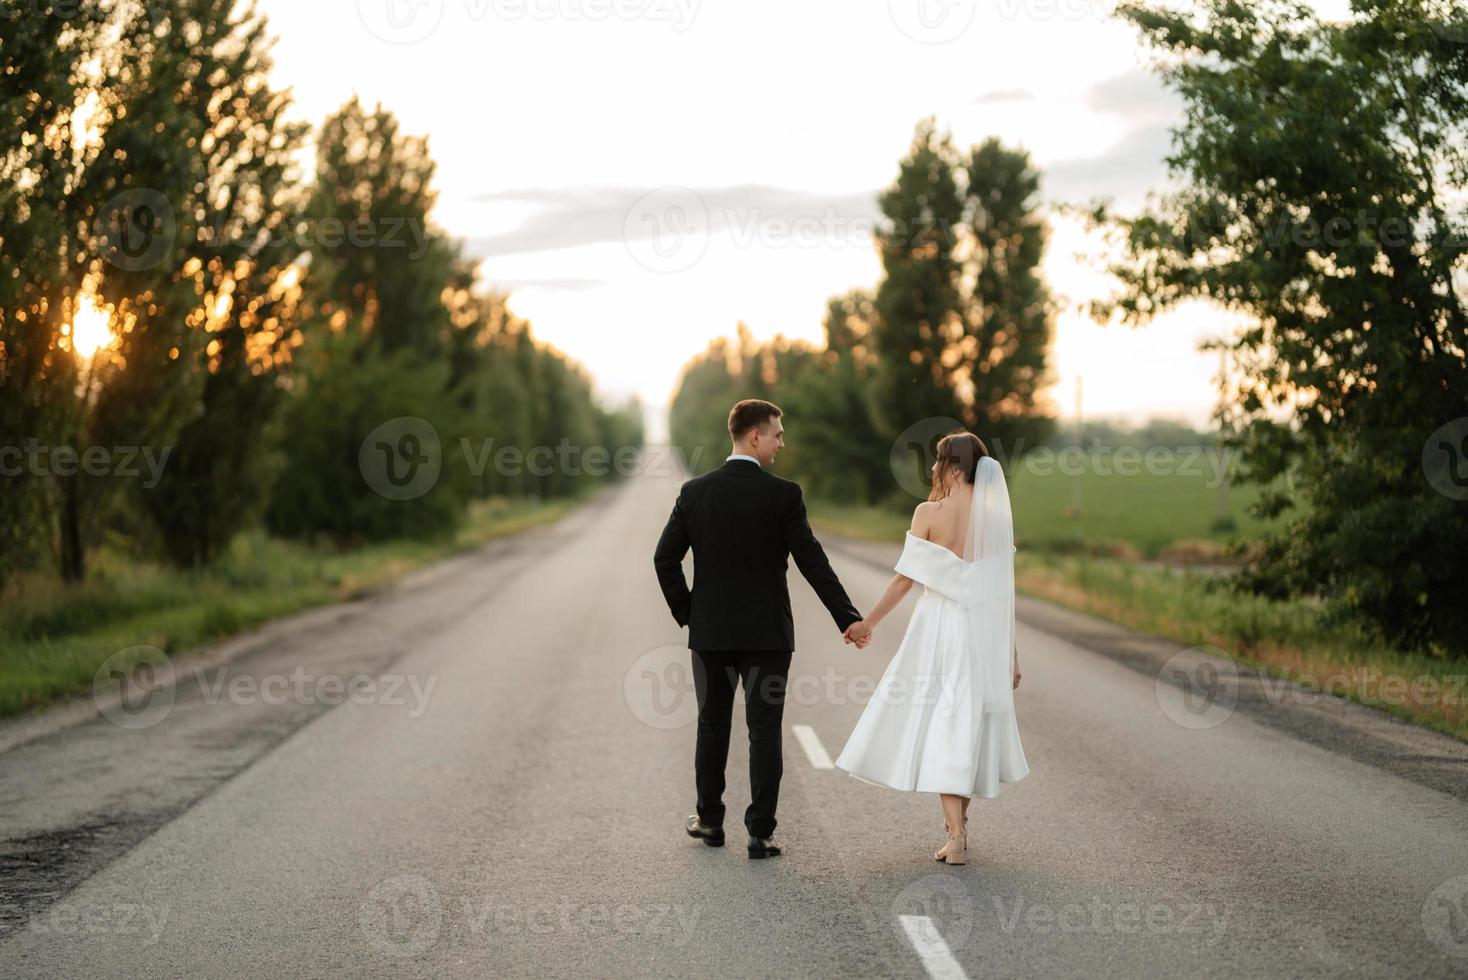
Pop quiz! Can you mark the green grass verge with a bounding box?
[0,494,591,721]
[813,509,1467,743]
[823,450,1288,561]
[1005,451,1283,559]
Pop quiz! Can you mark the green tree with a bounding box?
[960,138,1056,457]
[1104,0,1468,652]
[304,97,457,360]
[0,0,108,585]
[140,0,311,567]
[872,119,966,439]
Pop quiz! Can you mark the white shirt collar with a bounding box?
[726,453,761,467]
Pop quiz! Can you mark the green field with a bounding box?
[809,461,1464,743]
[819,450,1286,562]
[0,494,591,720]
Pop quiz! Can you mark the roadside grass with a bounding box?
[0,494,590,721]
[1005,453,1284,560]
[812,504,1467,743]
[834,450,1288,561]
[1016,553,1467,742]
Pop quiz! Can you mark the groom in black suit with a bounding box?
[653,399,867,858]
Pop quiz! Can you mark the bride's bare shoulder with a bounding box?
[909,501,937,539]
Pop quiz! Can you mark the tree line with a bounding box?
[671,0,1468,656]
[670,125,1058,506]
[0,0,642,587]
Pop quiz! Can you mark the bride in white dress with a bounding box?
[835,431,1029,865]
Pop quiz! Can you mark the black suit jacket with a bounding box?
[653,459,862,652]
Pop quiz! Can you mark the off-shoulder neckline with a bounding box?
[904,530,969,563]
[903,530,1017,560]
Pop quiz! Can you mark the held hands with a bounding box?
[843,620,873,649]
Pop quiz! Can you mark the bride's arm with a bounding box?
[856,503,930,632]
[863,573,914,631]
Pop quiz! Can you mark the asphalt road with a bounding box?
[3,463,1468,979]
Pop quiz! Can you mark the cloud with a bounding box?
[1043,122,1177,209]
[1084,68,1182,125]
[462,185,883,260]
[974,88,1035,105]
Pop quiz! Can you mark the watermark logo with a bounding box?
[624,187,709,273]
[889,416,968,499]
[992,896,1227,939]
[360,874,443,957]
[1423,874,1468,958]
[1155,646,1239,730]
[1423,417,1468,501]
[360,416,443,501]
[0,441,172,488]
[893,875,975,947]
[624,644,699,730]
[7,901,171,945]
[358,0,445,43]
[94,189,175,272]
[889,0,974,43]
[93,645,176,730]
[92,647,438,728]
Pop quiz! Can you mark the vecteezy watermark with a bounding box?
[459,439,697,480]
[94,646,178,731]
[357,874,701,957]
[360,875,443,957]
[624,645,700,730]
[624,187,710,274]
[992,896,1228,941]
[892,875,976,948]
[1021,444,1236,488]
[360,417,444,502]
[94,189,176,272]
[994,0,1115,24]
[1155,646,1468,730]
[91,647,438,730]
[93,192,434,272]
[623,653,981,730]
[888,0,975,44]
[889,416,970,499]
[0,901,171,946]
[888,417,1240,500]
[357,0,700,44]
[0,441,172,489]
[1155,647,1241,731]
[623,191,957,274]
[192,665,437,717]
[358,417,698,501]
[1423,874,1468,958]
[1423,417,1468,501]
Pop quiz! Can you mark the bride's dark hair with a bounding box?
[928,430,990,501]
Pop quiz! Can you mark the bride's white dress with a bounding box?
[835,458,1029,798]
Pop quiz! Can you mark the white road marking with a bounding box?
[898,915,970,980]
[791,724,834,769]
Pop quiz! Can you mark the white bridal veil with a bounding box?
[963,456,1018,691]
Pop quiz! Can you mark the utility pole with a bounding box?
[1215,348,1231,529]
[1071,375,1084,518]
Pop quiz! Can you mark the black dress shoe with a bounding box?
[747,836,782,859]
[686,815,725,847]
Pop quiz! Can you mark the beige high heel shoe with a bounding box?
[934,816,969,862]
[943,826,967,865]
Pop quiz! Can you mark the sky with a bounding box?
[252,0,1345,436]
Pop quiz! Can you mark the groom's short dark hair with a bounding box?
[728,399,783,440]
